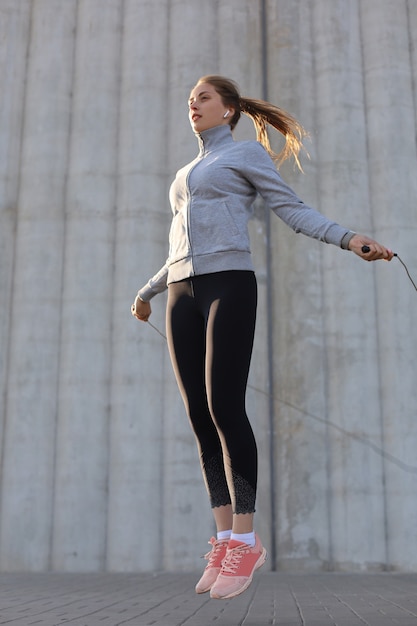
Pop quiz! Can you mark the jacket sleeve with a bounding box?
[137,263,169,302]
[242,142,354,248]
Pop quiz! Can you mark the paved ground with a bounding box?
[0,571,417,626]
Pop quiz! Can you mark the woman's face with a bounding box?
[188,82,232,133]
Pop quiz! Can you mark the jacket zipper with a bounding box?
[185,140,205,277]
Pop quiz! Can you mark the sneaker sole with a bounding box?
[210,548,267,600]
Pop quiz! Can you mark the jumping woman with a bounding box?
[131,75,393,600]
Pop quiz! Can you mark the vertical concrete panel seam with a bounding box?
[104,0,124,571]
[214,0,220,70]
[159,0,177,571]
[406,0,417,142]
[49,0,79,569]
[357,0,390,569]
[260,0,277,573]
[0,0,33,562]
[309,1,334,570]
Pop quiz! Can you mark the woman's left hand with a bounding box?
[348,234,394,261]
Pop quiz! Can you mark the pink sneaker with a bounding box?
[210,534,267,599]
[195,537,229,594]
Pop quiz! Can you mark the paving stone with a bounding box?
[1,572,417,625]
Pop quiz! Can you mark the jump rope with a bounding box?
[361,245,417,291]
[139,248,417,474]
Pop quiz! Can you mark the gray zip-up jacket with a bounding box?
[138,124,354,301]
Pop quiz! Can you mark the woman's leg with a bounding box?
[166,279,232,519]
[196,271,258,524]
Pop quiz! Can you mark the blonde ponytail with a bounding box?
[239,97,308,171]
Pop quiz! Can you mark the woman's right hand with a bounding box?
[131,295,152,322]
[348,234,394,261]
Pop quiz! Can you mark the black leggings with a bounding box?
[166,270,258,515]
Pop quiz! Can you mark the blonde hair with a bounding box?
[195,75,308,171]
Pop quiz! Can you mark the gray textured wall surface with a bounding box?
[0,0,416,572]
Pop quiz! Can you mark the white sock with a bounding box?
[230,531,256,547]
[217,529,232,541]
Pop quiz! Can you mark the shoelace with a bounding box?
[220,544,250,574]
[202,540,226,566]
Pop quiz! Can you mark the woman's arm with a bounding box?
[243,142,393,261]
[131,263,169,322]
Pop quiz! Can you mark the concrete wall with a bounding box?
[0,0,416,572]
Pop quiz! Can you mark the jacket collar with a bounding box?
[196,124,234,156]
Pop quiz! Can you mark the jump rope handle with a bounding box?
[361,244,397,256]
